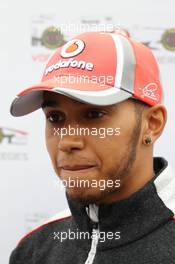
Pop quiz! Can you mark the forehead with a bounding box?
[42,91,89,107]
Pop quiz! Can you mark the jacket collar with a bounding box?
[66,157,174,249]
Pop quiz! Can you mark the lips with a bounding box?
[61,165,95,171]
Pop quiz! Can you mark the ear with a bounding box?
[142,104,167,144]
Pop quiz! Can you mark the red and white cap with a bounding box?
[10,30,163,116]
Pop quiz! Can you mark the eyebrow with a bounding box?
[41,100,59,109]
[41,99,87,109]
[41,99,118,110]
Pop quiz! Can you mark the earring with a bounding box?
[144,136,152,145]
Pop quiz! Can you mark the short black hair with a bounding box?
[132,98,149,108]
[130,98,149,124]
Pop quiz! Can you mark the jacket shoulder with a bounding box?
[9,209,72,263]
[18,208,71,245]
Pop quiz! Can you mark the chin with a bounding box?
[66,187,107,204]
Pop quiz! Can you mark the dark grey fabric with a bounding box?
[9,157,175,263]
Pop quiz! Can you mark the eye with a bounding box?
[46,112,65,123]
[85,109,106,119]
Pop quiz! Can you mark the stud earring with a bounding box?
[144,136,152,145]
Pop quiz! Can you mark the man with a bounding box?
[9,30,175,263]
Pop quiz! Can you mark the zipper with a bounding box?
[84,204,99,264]
[84,224,99,264]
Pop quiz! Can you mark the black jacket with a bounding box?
[9,157,175,263]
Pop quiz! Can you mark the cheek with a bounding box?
[45,125,59,166]
[95,136,125,166]
[93,124,133,168]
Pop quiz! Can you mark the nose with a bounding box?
[58,135,85,153]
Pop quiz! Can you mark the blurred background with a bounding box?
[1,0,175,263]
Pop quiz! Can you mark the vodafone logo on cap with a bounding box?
[61,39,85,58]
[44,38,94,75]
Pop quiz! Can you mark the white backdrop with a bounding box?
[1,0,175,263]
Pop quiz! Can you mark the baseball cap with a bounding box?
[10,29,163,117]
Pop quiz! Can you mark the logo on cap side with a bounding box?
[61,39,85,58]
[139,83,160,102]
